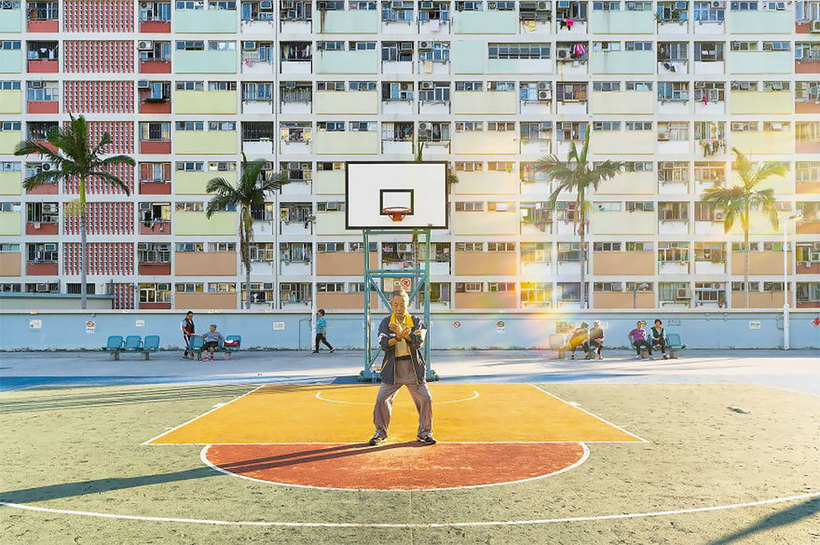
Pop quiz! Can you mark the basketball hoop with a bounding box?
[382,206,411,222]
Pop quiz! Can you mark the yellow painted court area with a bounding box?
[148,384,642,445]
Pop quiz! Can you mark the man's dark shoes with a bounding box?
[368,434,385,446]
[417,435,437,445]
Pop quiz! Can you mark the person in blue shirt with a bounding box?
[313,309,335,354]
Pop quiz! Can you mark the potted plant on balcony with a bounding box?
[15,113,135,309]
[699,148,786,308]
[206,153,289,310]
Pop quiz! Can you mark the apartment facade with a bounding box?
[0,0,818,311]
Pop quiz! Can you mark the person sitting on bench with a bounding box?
[586,321,605,360]
[627,320,653,360]
[569,323,589,360]
[650,319,669,360]
[199,324,225,362]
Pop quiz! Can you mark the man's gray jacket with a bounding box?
[377,315,426,385]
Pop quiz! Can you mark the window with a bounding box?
[140,283,171,303]
[176,242,204,252]
[626,242,653,251]
[594,282,623,292]
[626,122,652,131]
[694,1,726,21]
[694,42,724,62]
[27,242,58,263]
[593,81,621,92]
[487,121,514,132]
[658,122,689,142]
[318,121,344,132]
[625,201,654,212]
[556,83,588,102]
[175,202,205,212]
[763,42,790,52]
[176,40,204,51]
[487,161,514,172]
[593,121,621,131]
[488,44,550,60]
[658,82,689,102]
[594,202,622,212]
[138,243,171,263]
[521,242,550,263]
[176,283,204,293]
[455,282,482,293]
[455,121,482,132]
[557,242,582,261]
[455,161,482,172]
[593,242,622,251]
[625,42,652,52]
[455,202,484,212]
[316,201,345,212]
[658,242,689,262]
[626,81,652,91]
[348,81,376,92]
[730,41,758,52]
[454,81,483,92]
[349,121,376,132]
[487,242,515,252]
[658,201,689,220]
[174,121,204,131]
[209,121,236,131]
[487,282,515,293]
[317,283,344,293]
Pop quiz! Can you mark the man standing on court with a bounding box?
[369,290,436,446]
[180,311,195,359]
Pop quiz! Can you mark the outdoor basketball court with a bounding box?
[1,350,818,544]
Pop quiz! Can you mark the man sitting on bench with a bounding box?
[569,322,589,360]
[586,321,605,360]
[650,319,669,360]
[627,320,653,360]
[199,324,225,362]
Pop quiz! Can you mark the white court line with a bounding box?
[141,384,265,446]
[529,384,649,443]
[199,443,589,492]
[1,491,817,528]
[314,390,480,406]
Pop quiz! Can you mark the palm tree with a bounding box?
[206,154,288,310]
[700,148,786,308]
[14,114,135,309]
[535,130,624,309]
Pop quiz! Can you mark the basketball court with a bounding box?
[1,350,818,544]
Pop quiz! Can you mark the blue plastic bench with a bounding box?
[103,336,124,360]
[666,333,684,359]
[141,335,160,360]
[221,335,241,359]
[188,335,205,360]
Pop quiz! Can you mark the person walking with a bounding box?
[628,320,653,359]
[313,309,335,354]
[368,290,435,446]
[180,311,195,359]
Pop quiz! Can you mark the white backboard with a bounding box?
[345,162,448,229]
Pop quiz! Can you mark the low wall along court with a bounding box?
[0,310,817,351]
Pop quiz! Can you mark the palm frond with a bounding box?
[205,176,238,197]
[205,195,238,219]
[14,139,63,162]
[754,161,788,183]
[577,129,591,165]
[88,170,131,196]
[95,154,136,168]
[22,169,66,191]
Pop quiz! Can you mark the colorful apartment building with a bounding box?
[0,0,818,311]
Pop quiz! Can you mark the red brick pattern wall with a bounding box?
[64,202,134,236]
[63,41,134,73]
[65,164,134,195]
[64,80,134,114]
[63,0,134,33]
[63,243,134,276]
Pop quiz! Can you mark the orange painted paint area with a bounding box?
[205,442,586,490]
[149,384,642,445]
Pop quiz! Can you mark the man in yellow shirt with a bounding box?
[368,290,435,446]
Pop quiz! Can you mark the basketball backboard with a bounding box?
[345,161,448,229]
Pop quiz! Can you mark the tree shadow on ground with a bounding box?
[705,497,819,545]
[0,443,420,505]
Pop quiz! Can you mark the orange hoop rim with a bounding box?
[382,206,411,222]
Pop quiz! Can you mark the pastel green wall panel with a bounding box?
[0,170,21,195]
[0,90,22,114]
[0,50,22,73]
[731,11,792,34]
[454,11,516,34]
[0,131,22,154]
[591,11,654,34]
[175,50,237,74]
[591,51,655,74]
[731,51,792,74]
[314,51,379,74]
[454,41,484,74]
[175,91,237,114]
[174,211,235,236]
[174,9,237,33]
[174,131,238,155]
[175,170,237,195]
[0,211,21,236]
[0,8,22,32]
[318,10,378,33]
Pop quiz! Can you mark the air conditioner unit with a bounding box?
[30,81,43,88]
[675,1,687,8]
[243,41,257,50]
[42,203,58,213]
[420,1,434,8]
[420,122,432,130]
[537,1,550,9]
[557,49,571,60]
[488,1,497,8]
[538,90,551,100]
[397,243,412,252]
[137,80,150,89]
[419,41,432,49]
[138,40,153,50]
[140,2,150,9]
[400,42,413,51]
[259,0,273,8]
[676,288,690,299]
[812,20,820,33]
[41,163,52,171]
[558,0,570,7]
[420,81,434,89]
[713,211,724,221]
[537,81,549,90]
[36,283,49,292]
[281,1,295,8]
[285,80,296,89]
[391,1,404,8]
[710,0,724,7]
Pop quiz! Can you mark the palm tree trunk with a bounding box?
[245,259,251,310]
[241,206,251,310]
[578,195,586,309]
[744,204,750,309]
[79,176,87,310]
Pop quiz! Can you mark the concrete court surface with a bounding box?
[0,348,819,395]
[0,349,818,545]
